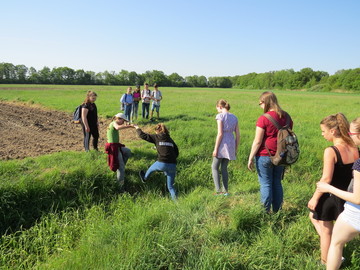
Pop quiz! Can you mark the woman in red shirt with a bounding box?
[247,91,293,213]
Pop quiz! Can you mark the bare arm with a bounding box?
[247,127,265,171]
[81,108,89,132]
[317,171,360,205]
[113,122,133,130]
[212,120,223,157]
[307,147,336,210]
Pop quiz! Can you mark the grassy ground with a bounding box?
[0,85,360,269]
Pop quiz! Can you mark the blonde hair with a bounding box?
[83,91,97,104]
[216,99,230,110]
[321,113,353,146]
[155,123,169,135]
[259,91,283,118]
[351,117,360,135]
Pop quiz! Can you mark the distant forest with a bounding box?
[0,62,359,91]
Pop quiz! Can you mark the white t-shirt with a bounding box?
[152,90,162,105]
[141,89,151,103]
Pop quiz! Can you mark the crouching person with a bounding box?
[105,113,133,186]
[134,123,179,200]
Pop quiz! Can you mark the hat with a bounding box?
[115,113,129,122]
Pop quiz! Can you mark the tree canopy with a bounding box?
[0,62,359,91]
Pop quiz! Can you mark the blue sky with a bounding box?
[1,0,359,77]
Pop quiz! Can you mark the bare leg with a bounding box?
[326,217,359,270]
[309,212,333,263]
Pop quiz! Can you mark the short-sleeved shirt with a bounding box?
[82,102,98,126]
[215,112,238,160]
[120,93,133,104]
[152,90,162,105]
[348,158,360,210]
[133,92,141,102]
[107,122,119,143]
[141,89,151,103]
[256,111,293,156]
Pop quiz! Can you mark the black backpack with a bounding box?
[264,113,300,166]
[73,105,82,124]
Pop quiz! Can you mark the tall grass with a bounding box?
[0,86,360,269]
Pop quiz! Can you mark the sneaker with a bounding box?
[213,192,223,196]
[223,192,230,196]
[139,170,146,183]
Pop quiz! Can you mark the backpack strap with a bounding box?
[263,112,290,157]
[263,113,282,130]
[263,112,290,130]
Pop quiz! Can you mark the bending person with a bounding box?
[105,113,133,186]
[134,123,179,200]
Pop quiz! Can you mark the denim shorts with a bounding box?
[151,104,160,112]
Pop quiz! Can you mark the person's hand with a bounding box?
[307,197,318,211]
[85,126,90,132]
[247,159,254,171]
[317,182,331,193]
[133,125,140,129]
[212,150,217,157]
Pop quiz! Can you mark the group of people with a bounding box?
[79,90,360,270]
[120,83,163,123]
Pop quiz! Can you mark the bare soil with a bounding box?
[0,101,142,160]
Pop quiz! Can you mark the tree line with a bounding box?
[0,62,359,91]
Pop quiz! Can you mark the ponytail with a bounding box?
[216,99,230,110]
[155,123,169,135]
[321,113,354,146]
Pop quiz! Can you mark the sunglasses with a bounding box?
[348,132,360,136]
[258,102,264,106]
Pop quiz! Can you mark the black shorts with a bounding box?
[312,193,345,221]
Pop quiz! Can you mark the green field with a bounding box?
[0,85,360,269]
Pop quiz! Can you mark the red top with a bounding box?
[256,111,293,156]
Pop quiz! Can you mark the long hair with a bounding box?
[351,117,360,133]
[155,123,169,135]
[83,91,97,104]
[321,113,353,146]
[259,91,283,118]
[216,99,230,110]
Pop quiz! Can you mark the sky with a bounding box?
[1,0,360,77]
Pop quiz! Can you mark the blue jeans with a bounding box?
[131,102,139,120]
[255,156,284,212]
[124,104,132,122]
[145,161,177,200]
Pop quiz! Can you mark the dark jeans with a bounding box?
[142,103,150,119]
[81,124,99,151]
